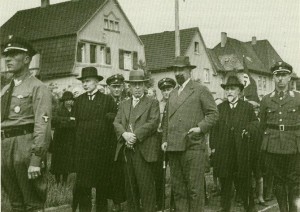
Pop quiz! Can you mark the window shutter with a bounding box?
[119,49,124,69]
[133,51,138,70]
[106,47,111,65]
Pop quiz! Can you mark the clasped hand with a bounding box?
[122,132,136,149]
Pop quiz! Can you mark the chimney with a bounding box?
[41,0,50,8]
[221,32,227,47]
[251,36,257,45]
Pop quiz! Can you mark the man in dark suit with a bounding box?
[260,61,300,212]
[210,73,258,212]
[162,56,219,212]
[113,70,160,212]
[72,67,117,212]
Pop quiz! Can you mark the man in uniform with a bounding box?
[113,70,160,212]
[260,61,300,212]
[1,36,52,211]
[106,74,126,211]
[156,77,176,210]
[72,67,117,212]
[162,56,219,212]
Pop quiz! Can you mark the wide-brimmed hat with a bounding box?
[125,70,149,83]
[2,35,37,57]
[167,56,196,69]
[60,91,74,102]
[221,74,244,90]
[77,67,103,81]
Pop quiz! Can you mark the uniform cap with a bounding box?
[106,74,124,85]
[158,78,176,90]
[271,61,292,74]
[2,35,37,57]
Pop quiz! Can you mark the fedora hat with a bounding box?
[77,67,103,81]
[125,70,149,83]
[221,74,244,90]
[168,56,196,69]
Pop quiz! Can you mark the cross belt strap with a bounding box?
[266,124,300,131]
[1,123,34,139]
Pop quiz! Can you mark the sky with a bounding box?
[0,0,299,76]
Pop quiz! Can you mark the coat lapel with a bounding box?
[123,99,132,121]
[133,96,150,122]
[169,80,194,118]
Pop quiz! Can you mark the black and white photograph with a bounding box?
[1,0,299,211]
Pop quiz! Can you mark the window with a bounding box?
[258,76,262,90]
[106,47,111,65]
[263,77,267,91]
[104,19,109,29]
[77,42,85,62]
[119,49,138,70]
[90,44,96,63]
[194,42,199,54]
[99,46,105,65]
[115,21,119,31]
[204,68,210,83]
[109,20,114,30]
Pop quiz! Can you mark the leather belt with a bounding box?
[267,124,300,131]
[1,124,34,139]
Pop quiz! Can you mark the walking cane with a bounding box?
[162,150,167,212]
[243,129,251,209]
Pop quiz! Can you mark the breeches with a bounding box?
[1,134,47,212]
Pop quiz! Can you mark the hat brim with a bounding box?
[273,70,291,74]
[221,84,244,90]
[125,79,149,83]
[167,65,196,70]
[77,75,104,81]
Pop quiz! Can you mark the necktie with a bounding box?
[1,80,15,122]
[132,98,139,108]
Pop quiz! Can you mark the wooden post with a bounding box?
[175,0,180,57]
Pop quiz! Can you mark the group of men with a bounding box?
[1,36,300,212]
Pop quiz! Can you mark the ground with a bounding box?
[2,163,279,212]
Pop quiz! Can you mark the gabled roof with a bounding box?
[211,37,283,75]
[139,27,199,72]
[0,0,106,41]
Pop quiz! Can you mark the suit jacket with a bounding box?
[163,80,218,151]
[210,99,257,177]
[72,91,117,186]
[113,96,160,162]
[260,90,300,154]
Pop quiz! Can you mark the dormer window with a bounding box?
[104,12,120,32]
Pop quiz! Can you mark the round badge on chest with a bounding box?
[14,106,21,113]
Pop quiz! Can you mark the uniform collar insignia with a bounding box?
[289,90,295,97]
[270,91,276,98]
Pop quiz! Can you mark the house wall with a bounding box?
[76,0,145,82]
[184,33,223,99]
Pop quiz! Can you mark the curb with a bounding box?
[45,204,71,212]
[258,203,278,212]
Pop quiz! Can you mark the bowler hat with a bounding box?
[2,35,37,57]
[77,67,103,81]
[106,74,125,85]
[125,70,149,83]
[60,91,74,102]
[270,61,293,74]
[221,74,244,90]
[168,56,196,69]
[158,78,176,90]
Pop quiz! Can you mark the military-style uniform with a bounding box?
[1,36,52,212]
[1,74,52,211]
[260,61,300,212]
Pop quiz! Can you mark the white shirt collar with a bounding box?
[132,94,144,101]
[87,88,98,96]
[179,78,191,90]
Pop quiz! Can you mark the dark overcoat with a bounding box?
[210,99,257,178]
[72,91,117,187]
[50,105,75,174]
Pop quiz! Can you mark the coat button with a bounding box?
[279,119,282,122]
[279,112,282,115]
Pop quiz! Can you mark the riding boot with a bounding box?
[288,185,300,212]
